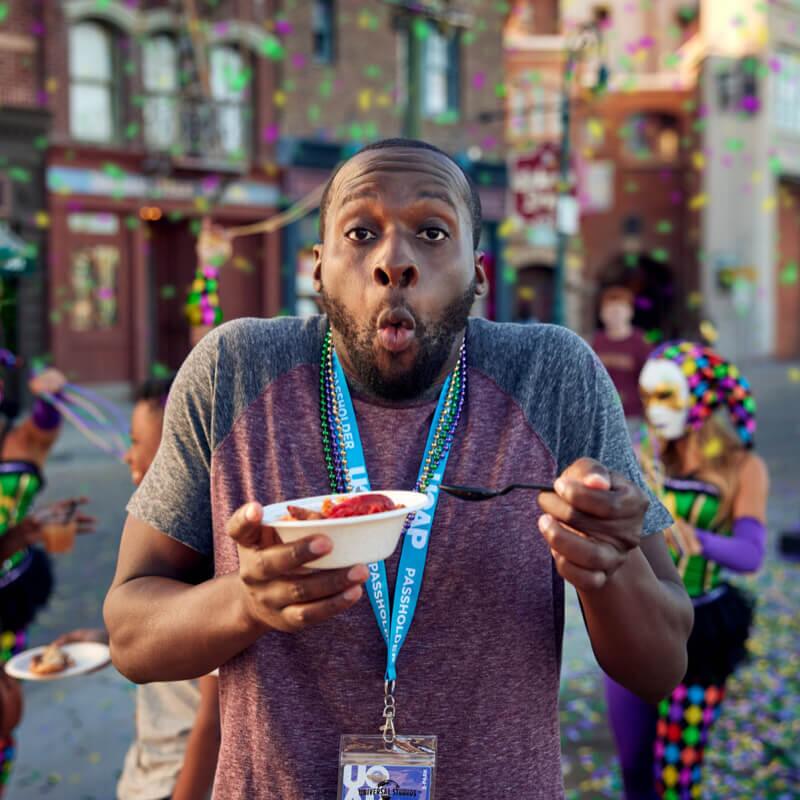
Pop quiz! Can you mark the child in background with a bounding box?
[591,286,652,422]
[57,378,220,800]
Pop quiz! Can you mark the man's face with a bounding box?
[123,401,165,486]
[314,147,487,400]
[600,299,633,332]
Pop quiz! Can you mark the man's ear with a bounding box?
[474,252,489,297]
[312,244,323,292]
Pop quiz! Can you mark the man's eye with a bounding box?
[345,227,376,242]
[656,391,674,401]
[417,227,449,242]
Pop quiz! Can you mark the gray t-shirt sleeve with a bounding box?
[126,330,218,556]
[559,335,672,536]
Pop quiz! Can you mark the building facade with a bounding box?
[0,0,50,402]
[504,0,700,338]
[42,0,284,383]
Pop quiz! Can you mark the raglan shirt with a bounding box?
[127,316,672,800]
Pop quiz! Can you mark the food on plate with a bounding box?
[29,643,74,676]
[283,493,403,521]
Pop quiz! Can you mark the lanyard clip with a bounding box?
[381,679,397,745]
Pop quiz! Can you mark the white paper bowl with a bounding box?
[261,490,428,569]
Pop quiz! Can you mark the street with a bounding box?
[7,358,800,800]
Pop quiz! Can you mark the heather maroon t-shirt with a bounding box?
[128,316,670,799]
[590,329,652,417]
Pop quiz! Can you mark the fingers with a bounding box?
[280,584,365,630]
[551,553,609,591]
[225,503,275,550]
[244,534,334,582]
[560,457,611,490]
[538,514,625,576]
[544,471,648,523]
[263,564,369,611]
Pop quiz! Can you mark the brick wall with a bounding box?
[278,0,506,158]
[0,1,43,108]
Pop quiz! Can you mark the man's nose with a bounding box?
[373,262,419,289]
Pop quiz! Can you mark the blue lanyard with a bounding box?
[331,352,456,682]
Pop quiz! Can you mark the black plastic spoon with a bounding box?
[439,482,554,502]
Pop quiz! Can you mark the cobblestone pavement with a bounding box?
[8,358,800,799]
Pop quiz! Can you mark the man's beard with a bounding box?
[319,281,476,401]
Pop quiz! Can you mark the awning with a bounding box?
[0,223,37,276]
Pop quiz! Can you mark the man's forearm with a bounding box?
[104,573,263,683]
[579,546,693,704]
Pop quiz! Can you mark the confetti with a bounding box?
[787,368,800,383]
[699,320,719,343]
[0,4,8,24]
[779,261,798,285]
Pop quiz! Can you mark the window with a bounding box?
[143,35,179,150]
[422,25,460,117]
[312,0,335,64]
[69,22,116,142]
[209,46,248,157]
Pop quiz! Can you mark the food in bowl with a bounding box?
[262,490,428,569]
[29,643,74,676]
[283,493,403,521]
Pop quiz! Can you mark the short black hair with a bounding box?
[134,376,174,409]
[318,138,483,250]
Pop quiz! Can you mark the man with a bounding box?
[104,139,693,799]
[591,285,652,421]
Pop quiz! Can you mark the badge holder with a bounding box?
[338,682,437,800]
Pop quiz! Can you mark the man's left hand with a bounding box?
[537,457,649,592]
[28,368,67,397]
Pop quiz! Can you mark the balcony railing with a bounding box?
[143,96,250,167]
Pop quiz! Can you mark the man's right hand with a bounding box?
[226,502,368,634]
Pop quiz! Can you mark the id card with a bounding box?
[338,734,437,800]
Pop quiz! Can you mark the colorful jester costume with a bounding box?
[606,341,760,800]
[0,457,53,793]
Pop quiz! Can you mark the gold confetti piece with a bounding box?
[763,195,776,212]
[703,437,723,458]
[358,89,372,111]
[273,90,287,107]
[689,193,708,210]
[787,367,800,383]
[34,211,50,228]
[46,77,58,93]
[88,752,101,764]
[699,320,718,343]
[687,291,703,309]
[692,151,705,170]
[498,217,517,238]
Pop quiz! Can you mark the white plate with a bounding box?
[262,490,429,569]
[5,642,111,681]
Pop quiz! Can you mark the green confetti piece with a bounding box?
[364,64,381,79]
[664,53,681,68]
[124,59,136,76]
[125,215,139,230]
[190,219,202,236]
[8,166,31,182]
[159,285,177,299]
[95,0,111,8]
[125,122,140,139]
[769,155,782,174]
[33,134,48,150]
[102,162,125,179]
[656,220,673,234]
[725,138,745,153]
[650,248,669,262]
[151,362,172,379]
[780,261,798,285]
[412,17,430,40]
[308,104,321,122]
[463,31,476,46]
[624,180,639,193]
[0,4,8,24]
[494,82,507,99]
[502,266,517,284]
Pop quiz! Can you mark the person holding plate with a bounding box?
[104,139,693,799]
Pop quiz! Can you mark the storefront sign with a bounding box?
[47,166,280,208]
[510,142,574,224]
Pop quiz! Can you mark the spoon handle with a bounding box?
[511,483,555,493]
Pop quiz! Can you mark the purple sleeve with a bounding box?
[32,396,61,431]
[696,516,766,573]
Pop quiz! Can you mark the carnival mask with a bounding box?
[639,359,691,440]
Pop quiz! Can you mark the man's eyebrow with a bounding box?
[415,189,459,213]
[338,188,380,208]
